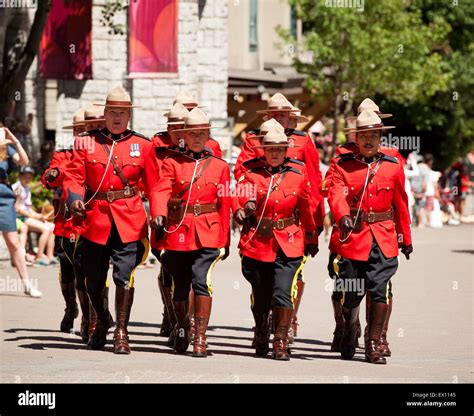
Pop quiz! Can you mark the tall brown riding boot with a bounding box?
[158,272,176,337]
[103,286,114,329]
[193,296,212,357]
[173,299,190,353]
[88,291,109,350]
[272,307,293,361]
[340,306,360,360]
[114,286,134,354]
[188,288,196,342]
[253,310,270,357]
[365,302,389,364]
[288,281,304,344]
[162,287,177,347]
[60,281,79,333]
[379,298,393,357]
[364,291,372,348]
[76,289,90,343]
[330,297,344,352]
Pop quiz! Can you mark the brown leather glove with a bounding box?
[339,215,354,240]
[244,200,257,217]
[304,244,319,258]
[151,215,167,241]
[234,208,246,225]
[45,168,59,182]
[70,200,86,219]
[400,244,413,260]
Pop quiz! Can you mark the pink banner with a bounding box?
[129,0,178,75]
[40,0,92,80]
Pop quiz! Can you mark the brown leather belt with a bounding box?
[257,216,295,237]
[86,185,140,202]
[349,208,393,231]
[185,203,217,216]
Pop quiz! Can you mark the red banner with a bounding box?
[129,0,178,75]
[40,0,92,80]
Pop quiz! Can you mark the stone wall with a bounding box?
[23,0,228,145]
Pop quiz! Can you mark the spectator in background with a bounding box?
[35,141,55,175]
[410,154,432,227]
[12,166,56,267]
[0,125,42,297]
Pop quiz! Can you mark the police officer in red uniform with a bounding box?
[169,90,222,158]
[328,110,412,364]
[235,93,323,343]
[234,126,318,360]
[64,86,154,354]
[322,99,400,353]
[150,107,231,358]
[42,109,86,336]
[148,103,188,341]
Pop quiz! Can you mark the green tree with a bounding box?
[278,0,452,151]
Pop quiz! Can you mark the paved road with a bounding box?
[0,224,472,383]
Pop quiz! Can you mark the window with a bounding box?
[249,0,258,52]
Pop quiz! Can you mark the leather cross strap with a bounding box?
[176,156,213,199]
[101,143,131,190]
[350,160,381,207]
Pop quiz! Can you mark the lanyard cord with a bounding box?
[338,162,371,243]
[164,158,199,234]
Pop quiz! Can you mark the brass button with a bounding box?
[386,186,390,190]
[293,192,296,195]
[370,207,373,211]
[369,193,373,198]
[110,185,114,189]
[93,159,96,163]
[370,180,374,184]
[115,156,118,159]
[275,200,279,204]
[196,199,199,203]
[197,185,200,190]
[351,186,354,191]
[180,180,184,184]
[133,162,136,166]
[114,170,117,174]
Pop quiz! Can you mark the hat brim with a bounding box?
[256,108,300,114]
[62,122,86,130]
[253,143,301,148]
[94,103,141,108]
[173,126,217,132]
[344,125,395,133]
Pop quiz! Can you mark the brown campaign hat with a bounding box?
[345,110,395,134]
[253,126,300,148]
[94,85,140,108]
[252,118,285,139]
[256,93,300,114]
[84,104,105,123]
[174,107,216,132]
[163,103,190,125]
[62,107,86,130]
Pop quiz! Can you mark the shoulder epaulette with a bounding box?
[337,152,356,163]
[288,129,306,137]
[79,129,99,137]
[286,166,303,175]
[247,129,260,136]
[154,131,167,137]
[132,131,150,141]
[286,157,304,166]
[380,154,399,164]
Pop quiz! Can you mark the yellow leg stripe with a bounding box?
[129,238,150,289]
[205,248,224,296]
[72,234,80,262]
[299,255,308,283]
[291,257,306,307]
[332,254,345,305]
[385,281,389,305]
